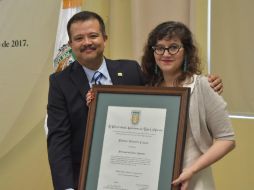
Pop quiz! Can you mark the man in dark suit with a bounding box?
[47,11,222,190]
[47,11,145,190]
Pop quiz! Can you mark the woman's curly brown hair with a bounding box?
[141,21,201,86]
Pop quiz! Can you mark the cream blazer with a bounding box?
[184,75,235,153]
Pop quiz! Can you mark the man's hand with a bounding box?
[207,74,223,94]
[86,89,95,106]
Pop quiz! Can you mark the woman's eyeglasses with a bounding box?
[152,44,182,55]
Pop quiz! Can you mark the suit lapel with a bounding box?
[69,61,90,99]
[106,59,123,85]
[69,59,123,97]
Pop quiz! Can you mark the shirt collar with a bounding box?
[82,58,109,83]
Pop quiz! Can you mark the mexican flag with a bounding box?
[44,0,82,135]
[53,0,83,72]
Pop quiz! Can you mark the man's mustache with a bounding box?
[80,45,96,52]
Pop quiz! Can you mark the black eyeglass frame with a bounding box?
[152,45,183,55]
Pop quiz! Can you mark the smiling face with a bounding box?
[68,19,107,70]
[141,21,201,86]
[153,37,184,77]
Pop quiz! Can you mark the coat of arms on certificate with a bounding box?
[131,110,140,125]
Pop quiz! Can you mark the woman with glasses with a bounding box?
[141,21,235,190]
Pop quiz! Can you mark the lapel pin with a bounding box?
[117,72,123,77]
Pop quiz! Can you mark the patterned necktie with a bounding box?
[92,71,103,85]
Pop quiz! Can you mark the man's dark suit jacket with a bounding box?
[47,58,145,190]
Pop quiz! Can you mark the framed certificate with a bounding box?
[79,85,190,190]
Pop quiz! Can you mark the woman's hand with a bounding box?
[86,89,95,106]
[172,168,194,190]
[172,140,235,190]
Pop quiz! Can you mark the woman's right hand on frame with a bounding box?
[86,89,95,106]
[172,168,194,190]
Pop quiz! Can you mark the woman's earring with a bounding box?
[155,65,158,75]
[183,56,188,72]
